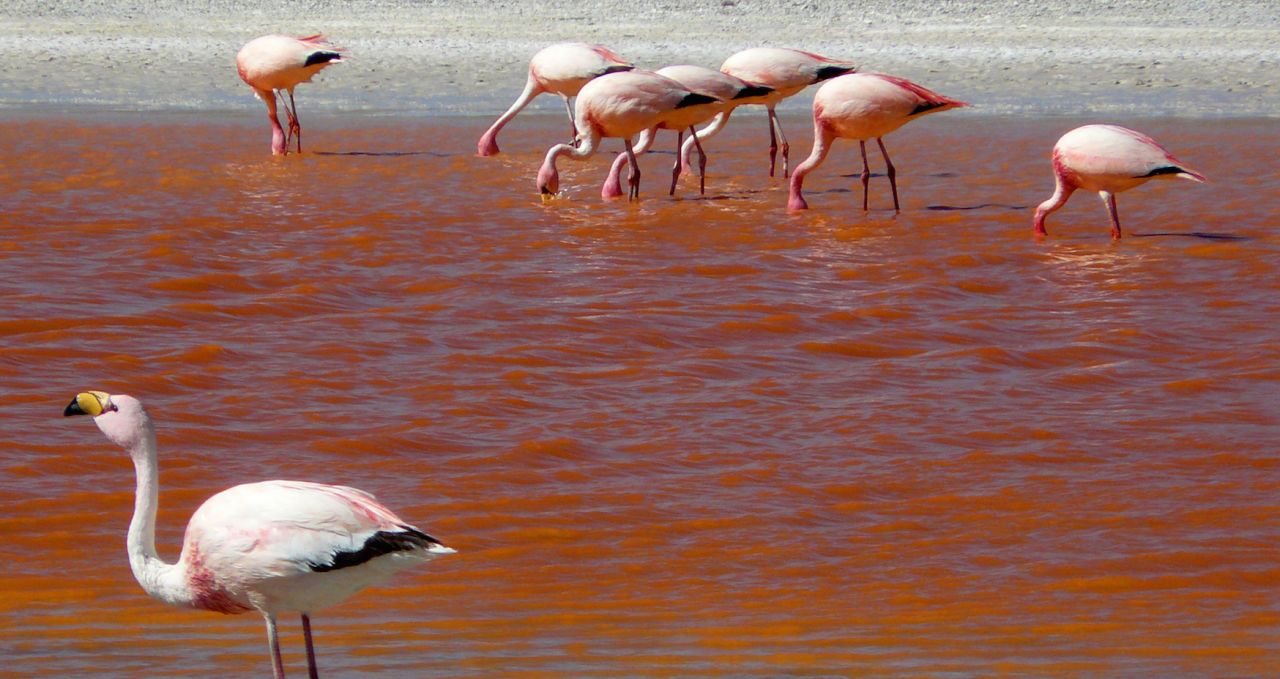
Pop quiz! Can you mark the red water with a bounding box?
[1,113,1277,676]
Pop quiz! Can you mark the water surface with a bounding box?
[1,113,1277,676]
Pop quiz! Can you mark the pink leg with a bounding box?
[561,94,578,144]
[288,90,302,154]
[766,105,779,177]
[669,129,683,196]
[625,139,641,201]
[692,129,707,195]
[1101,191,1123,239]
[877,137,899,212]
[302,614,319,679]
[858,141,871,211]
[772,109,791,178]
[264,614,286,679]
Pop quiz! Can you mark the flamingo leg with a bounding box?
[288,90,302,154]
[560,94,578,144]
[858,141,871,211]
[625,138,641,201]
[877,137,899,212]
[275,91,295,154]
[692,126,707,195]
[773,109,791,178]
[302,614,320,679]
[669,130,683,196]
[1101,191,1123,239]
[766,105,779,177]
[264,614,286,679]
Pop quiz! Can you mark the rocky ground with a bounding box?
[1,0,1277,115]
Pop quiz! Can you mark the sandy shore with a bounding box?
[0,1,1277,116]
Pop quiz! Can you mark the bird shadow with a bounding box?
[926,203,1029,211]
[1131,231,1250,241]
[313,150,452,157]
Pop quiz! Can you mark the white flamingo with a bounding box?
[478,42,634,156]
[236,34,343,155]
[63,390,454,679]
[1034,124,1207,239]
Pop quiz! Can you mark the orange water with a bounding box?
[1,112,1277,676]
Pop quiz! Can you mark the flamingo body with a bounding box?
[788,73,966,212]
[64,391,452,679]
[537,70,716,200]
[602,65,763,198]
[693,47,856,177]
[236,34,342,155]
[1034,124,1207,239]
[478,42,633,156]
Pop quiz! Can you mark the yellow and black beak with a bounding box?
[64,391,111,417]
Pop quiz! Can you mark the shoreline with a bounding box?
[0,2,1277,116]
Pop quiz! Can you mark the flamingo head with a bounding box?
[537,162,560,198]
[477,130,500,157]
[64,391,150,452]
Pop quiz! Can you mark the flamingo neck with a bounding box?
[125,428,193,608]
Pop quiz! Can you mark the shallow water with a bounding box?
[1,112,1277,677]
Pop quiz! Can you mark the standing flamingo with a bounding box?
[1034,124,1206,239]
[63,390,454,679]
[236,34,343,156]
[537,70,717,201]
[679,47,856,178]
[601,65,769,198]
[788,73,967,212]
[478,42,634,156]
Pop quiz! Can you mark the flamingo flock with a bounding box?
[60,33,1214,679]
[235,36,1206,240]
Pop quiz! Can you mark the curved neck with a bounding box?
[126,427,192,607]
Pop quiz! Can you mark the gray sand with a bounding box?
[0,1,1277,116]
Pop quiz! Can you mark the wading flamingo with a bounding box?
[601,65,773,198]
[681,47,856,178]
[478,42,634,156]
[1034,124,1207,239]
[63,390,454,679]
[236,34,343,156]
[788,73,967,212]
[537,70,718,201]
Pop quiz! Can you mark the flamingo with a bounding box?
[63,390,454,679]
[600,65,773,198]
[1034,124,1207,239]
[679,47,856,178]
[788,73,967,212]
[236,34,343,156]
[477,42,634,156]
[537,70,718,201]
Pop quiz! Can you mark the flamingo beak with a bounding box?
[64,390,112,417]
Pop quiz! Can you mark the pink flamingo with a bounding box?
[236,34,343,156]
[64,390,454,679]
[478,42,634,156]
[1034,124,1207,239]
[788,73,967,212]
[601,65,770,198]
[537,70,717,201]
[681,47,856,178]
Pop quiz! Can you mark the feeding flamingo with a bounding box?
[236,34,343,155]
[788,73,967,212]
[680,47,856,178]
[537,70,718,201]
[1034,124,1207,239]
[63,390,454,679]
[478,42,634,156]
[601,65,770,198]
